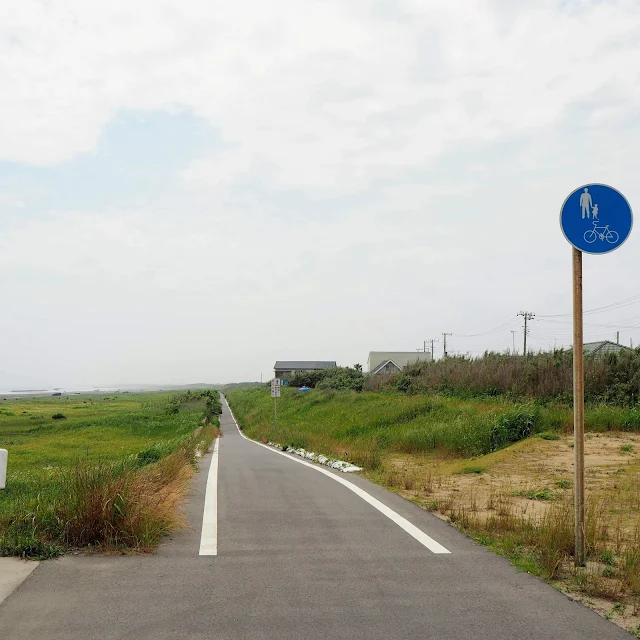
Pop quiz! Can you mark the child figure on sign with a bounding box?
[592,204,599,221]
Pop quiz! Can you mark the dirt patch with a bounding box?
[369,432,640,637]
[384,432,640,527]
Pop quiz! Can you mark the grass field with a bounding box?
[227,387,640,635]
[226,387,640,466]
[0,390,220,558]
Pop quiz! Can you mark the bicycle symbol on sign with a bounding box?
[584,221,619,245]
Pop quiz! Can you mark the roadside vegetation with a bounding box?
[0,390,221,558]
[227,387,640,467]
[365,348,640,406]
[227,386,640,635]
[285,365,365,391]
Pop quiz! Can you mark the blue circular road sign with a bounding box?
[560,184,633,254]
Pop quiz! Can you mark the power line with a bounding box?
[437,290,640,357]
[455,317,519,338]
[538,292,640,318]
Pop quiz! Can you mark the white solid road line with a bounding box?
[222,397,451,555]
[199,437,219,556]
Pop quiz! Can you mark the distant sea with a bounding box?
[0,386,153,397]
[0,383,218,397]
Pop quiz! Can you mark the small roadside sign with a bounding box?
[560,184,633,254]
[271,379,280,429]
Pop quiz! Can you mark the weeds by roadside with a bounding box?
[0,390,220,557]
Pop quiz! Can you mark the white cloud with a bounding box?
[3,0,640,184]
[2,1,640,384]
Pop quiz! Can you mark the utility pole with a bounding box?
[518,311,535,356]
[443,333,452,358]
[511,330,517,355]
[423,338,437,361]
[616,331,620,345]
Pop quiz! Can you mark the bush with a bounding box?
[136,443,175,466]
[396,374,412,394]
[538,432,561,440]
[51,413,66,420]
[288,367,365,392]
[490,406,540,451]
[364,347,640,406]
[460,466,487,474]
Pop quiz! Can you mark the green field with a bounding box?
[226,387,640,467]
[0,390,220,557]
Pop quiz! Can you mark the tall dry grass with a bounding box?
[366,349,640,406]
[1,425,218,556]
[57,426,217,550]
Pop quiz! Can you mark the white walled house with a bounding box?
[367,351,432,375]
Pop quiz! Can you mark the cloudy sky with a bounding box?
[1,0,640,387]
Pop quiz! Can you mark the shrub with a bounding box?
[489,406,540,451]
[51,413,66,420]
[136,442,176,467]
[513,487,554,500]
[460,466,487,474]
[363,347,640,405]
[288,367,364,392]
[396,374,412,394]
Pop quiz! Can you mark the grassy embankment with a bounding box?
[227,387,640,635]
[0,390,220,558]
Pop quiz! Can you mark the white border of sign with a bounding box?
[559,182,634,255]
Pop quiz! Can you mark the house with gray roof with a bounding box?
[274,361,337,380]
[583,341,632,358]
[368,351,432,375]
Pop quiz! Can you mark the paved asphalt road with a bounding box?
[0,397,631,639]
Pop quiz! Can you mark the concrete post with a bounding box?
[0,449,7,490]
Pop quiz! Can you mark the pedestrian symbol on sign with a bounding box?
[579,188,592,219]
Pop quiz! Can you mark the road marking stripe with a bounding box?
[222,397,450,555]
[199,437,219,556]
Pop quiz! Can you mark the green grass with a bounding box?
[512,487,555,500]
[226,387,640,468]
[459,465,487,475]
[0,390,220,557]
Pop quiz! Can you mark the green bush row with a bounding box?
[367,349,640,406]
[285,366,365,392]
